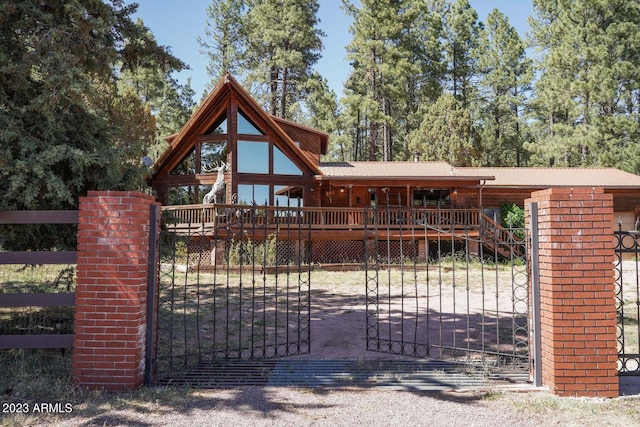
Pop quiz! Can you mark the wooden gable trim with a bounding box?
[224,75,322,176]
[152,74,323,181]
[272,116,329,155]
[153,81,230,177]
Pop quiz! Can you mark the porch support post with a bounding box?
[211,241,226,266]
[418,239,427,262]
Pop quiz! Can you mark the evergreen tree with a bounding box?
[407,94,479,166]
[399,0,448,150]
[155,78,197,149]
[0,0,184,248]
[342,0,419,161]
[298,72,340,134]
[200,0,324,119]
[198,0,246,88]
[476,9,532,166]
[443,0,482,108]
[528,0,640,171]
[242,0,324,118]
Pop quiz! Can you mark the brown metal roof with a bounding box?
[458,167,640,188]
[319,161,494,181]
[318,162,640,189]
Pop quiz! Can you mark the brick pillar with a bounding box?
[73,191,159,391]
[526,187,618,397]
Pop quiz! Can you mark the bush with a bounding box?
[500,202,526,241]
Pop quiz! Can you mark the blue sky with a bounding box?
[130,0,534,98]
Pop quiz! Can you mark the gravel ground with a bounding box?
[5,385,638,427]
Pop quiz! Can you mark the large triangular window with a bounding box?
[205,115,227,135]
[274,145,303,175]
[238,110,264,135]
[170,148,196,175]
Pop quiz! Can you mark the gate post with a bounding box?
[525,187,618,397]
[73,191,159,390]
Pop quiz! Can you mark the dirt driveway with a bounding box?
[18,385,640,427]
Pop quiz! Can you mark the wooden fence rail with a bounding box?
[0,210,77,349]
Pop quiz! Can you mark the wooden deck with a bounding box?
[161,204,510,242]
[160,204,523,260]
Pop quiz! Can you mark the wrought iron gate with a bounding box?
[614,225,640,375]
[153,204,311,382]
[364,203,530,374]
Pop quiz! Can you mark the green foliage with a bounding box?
[527,0,640,173]
[333,0,640,174]
[407,94,479,166]
[342,0,425,161]
[500,202,525,229]
[444,0,482,108]
[476,9,533,166]
[199,0,247,85]
[227,235,278,266]
[0,0,185,249]
[200,0,325,119]
[500,202,525,241]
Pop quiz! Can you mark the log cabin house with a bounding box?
[149,74,640,261]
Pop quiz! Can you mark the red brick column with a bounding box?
[526,187,618,397]
[72,191,159,390]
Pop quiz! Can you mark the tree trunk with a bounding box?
[280,66,288,119]
[270,65,279,116]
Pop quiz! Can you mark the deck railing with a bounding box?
[161,204,482,231]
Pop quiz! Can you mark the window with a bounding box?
[413,189,450,206]
[275,185,304,208]
[274,146,303,175]
[168,185,196,205]
[200,141,227,171]
[238,110,264,135]
[205,116,227,135]
[237,140,269,173]
[238,184,269,205]
[170,149,196,175]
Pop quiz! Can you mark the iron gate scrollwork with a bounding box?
[154,203,311,381]
[364,202,530,373]
[614,224,640,375]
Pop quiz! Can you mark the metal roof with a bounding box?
[319,161,493,181]
[459,167,640,188]
[318,162,640,189]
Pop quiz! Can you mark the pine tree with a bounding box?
[343,0,420,161]
[476,9,532,166]
[198,0,246,88]
[443,0,482,109]
[241,0,324,118]
[528,0,640,171]
[407,94,478,166]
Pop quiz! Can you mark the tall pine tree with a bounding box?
[476,9,532,166]
[528,0,640,171]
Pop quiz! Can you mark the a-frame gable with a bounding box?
[152,74,322,178]
[223,75,322,176]
[152,77,231,177]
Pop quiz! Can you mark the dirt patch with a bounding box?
[284,267,527,365]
